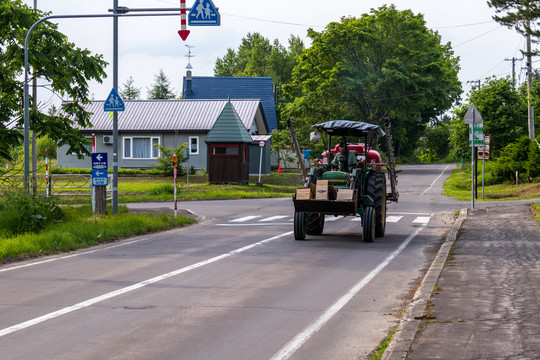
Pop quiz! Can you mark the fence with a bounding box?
[0,174,112,198]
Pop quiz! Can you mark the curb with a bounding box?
[381,208,468,360]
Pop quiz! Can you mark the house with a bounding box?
[182,75,278,131]
[56,99,269,173]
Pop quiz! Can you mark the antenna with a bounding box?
[185,44,195,70]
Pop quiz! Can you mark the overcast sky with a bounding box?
[22,0,531,109]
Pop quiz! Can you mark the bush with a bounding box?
[0,192,64,235]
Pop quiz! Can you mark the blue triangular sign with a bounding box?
[104,88,125,112]
[188,0,220,26]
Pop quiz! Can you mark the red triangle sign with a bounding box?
[178,29,190,41]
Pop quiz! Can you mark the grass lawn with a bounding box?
[0,205,196,264]
[443,165,540,201]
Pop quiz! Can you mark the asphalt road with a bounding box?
[0,164,466,360]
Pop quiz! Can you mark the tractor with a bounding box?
[291,119,399,242]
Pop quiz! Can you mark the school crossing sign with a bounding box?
[189,0,220,25]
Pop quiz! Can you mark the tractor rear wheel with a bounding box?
[294,212,307,240]
[366,172,387,237]
[306,213,325,235]
[363,206,375,242]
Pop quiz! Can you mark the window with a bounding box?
[211,144,238,155]
[123,136,160,159]
[189,136,199,155]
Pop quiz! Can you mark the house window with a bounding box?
[189,136,199,155]
[211,144,239,155]
[123,136,160,159]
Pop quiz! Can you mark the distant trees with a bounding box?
[119,76,141,100]
[147,69,176,99]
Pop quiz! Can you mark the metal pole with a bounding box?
[526,30,535,140]
[32,0,38,195]
[471,109,475,209]
[482,143,485,200]
[112,0,119,214]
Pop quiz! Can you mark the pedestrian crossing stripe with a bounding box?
[229,215,260,222]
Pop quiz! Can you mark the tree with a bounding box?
[282,5,461,157]
[119,76,141,100]
[0,0,107,160]
[147,69,176,99]
[152,143,188,175]
[487,0,540,39]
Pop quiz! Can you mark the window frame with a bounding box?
[189,136,199,155]
[123,136,161,159]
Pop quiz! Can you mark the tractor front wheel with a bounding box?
[363,206,375,243]
[294,212,307,240]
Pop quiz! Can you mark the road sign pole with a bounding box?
[471,109,475,209]
[174,167,177,217]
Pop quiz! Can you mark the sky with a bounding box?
[21,0,532,110]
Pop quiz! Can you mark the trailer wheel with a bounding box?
[294,212,307,240]
[306,213,325,235]
[363,206,375,242]
[366,172,387,237]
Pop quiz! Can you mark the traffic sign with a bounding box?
[92,153,108,169]
[464,103,483,124]
[91,169,108,186]
[188,0,220,26]
[104,88,125,112]
[259,141,266,148]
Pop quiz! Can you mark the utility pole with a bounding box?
[112,0,119,214]
[526,27,535,140]
[32,0,38,194]
[505,56,523,84]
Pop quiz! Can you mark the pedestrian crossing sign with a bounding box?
[104,88,125,112]
[189,0,220,26]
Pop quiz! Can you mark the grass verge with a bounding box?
[0,205,196,264]
[443,166,540,201]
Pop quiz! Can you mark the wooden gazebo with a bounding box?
[205,100,253,184]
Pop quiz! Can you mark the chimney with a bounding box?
[185,68,193,97]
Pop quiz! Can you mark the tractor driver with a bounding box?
[331,142,357,171]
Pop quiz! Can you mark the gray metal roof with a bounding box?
[72,99,268,133]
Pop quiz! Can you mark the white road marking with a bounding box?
[0,237,150,273]
[259,216,288,222]
[229,215,260,222]
[386,216,403,223]
[270,222,430,360]
[325,216,343,222]
[388,212,431,216]
[0,231,293,338]
[217,223,292,226]
[413,216,431,224]
[421,164,450,196]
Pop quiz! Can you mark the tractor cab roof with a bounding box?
[312,120,385,137]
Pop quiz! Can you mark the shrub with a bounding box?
[0,192,64,235]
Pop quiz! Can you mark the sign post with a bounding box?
[91,153,108,214]
[257,141,265,186]
[464,104,484,209]
[172,155,177,217]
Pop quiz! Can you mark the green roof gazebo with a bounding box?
[205,100,253,184]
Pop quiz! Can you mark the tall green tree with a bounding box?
[487,0,540,39]
[282,5,461,157]
[0,0,107,160]
[119,76,141,100]
[147,69,176,99]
